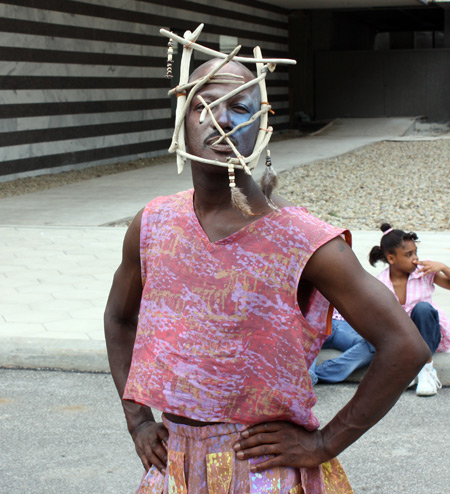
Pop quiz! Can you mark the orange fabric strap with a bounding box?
[326,230,352,335]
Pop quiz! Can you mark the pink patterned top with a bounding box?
[377,267,450,352]
[123,189,345,428]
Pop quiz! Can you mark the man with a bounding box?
[104,54,429,493]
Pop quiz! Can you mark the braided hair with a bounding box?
[369,223,419,267]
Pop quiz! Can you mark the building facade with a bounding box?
[0,0,290,180]
[1,1,449,180]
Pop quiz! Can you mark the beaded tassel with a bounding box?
[228,163,236,189]
[260,149,278,201]
[166,38,174,79]
[228,163,253,216]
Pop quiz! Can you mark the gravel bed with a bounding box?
[1,138,449,231]
[277,139,450,231]
[0,155,171,199]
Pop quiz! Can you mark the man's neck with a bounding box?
[191,163,269,215]
[190,162,274,242]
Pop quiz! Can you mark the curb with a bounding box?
[318,349,450,386]
[2,338,449,386]
[0,337,109,373]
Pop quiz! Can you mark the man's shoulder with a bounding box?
[271,193,295,209]
[144,189,192,214]
[139,189,192,237]
[275,203,343,234]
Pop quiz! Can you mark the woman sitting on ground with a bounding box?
[369,223,450,396]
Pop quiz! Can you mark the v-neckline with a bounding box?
[188,189,286,248]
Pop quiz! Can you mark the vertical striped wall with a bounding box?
[0,0,290,180]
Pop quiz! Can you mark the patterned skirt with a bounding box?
[136,416,353,494]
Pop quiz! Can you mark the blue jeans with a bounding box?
[411,302,441,354]
[309,319,375,385]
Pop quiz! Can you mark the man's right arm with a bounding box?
[104,210,168,472]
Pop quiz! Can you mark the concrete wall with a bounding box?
[315,49,450,120]
[0,0,290,180]
[288,9,450,123]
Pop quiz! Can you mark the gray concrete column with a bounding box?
[444,6,450,48]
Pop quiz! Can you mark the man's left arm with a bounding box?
[233,236,430,471]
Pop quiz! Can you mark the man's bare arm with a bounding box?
[234,237,430,470]
[104,210,168,472]
[104,211,142,399]
[304,237,429,460]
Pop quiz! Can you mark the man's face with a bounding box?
[185,61,260,164]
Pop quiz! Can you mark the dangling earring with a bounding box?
[228,161,253,216]
[260,149,278,202]
[166,38,174,79]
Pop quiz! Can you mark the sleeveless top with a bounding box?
[123,189,345,429]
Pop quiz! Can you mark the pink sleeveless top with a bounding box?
[123,189,345,429]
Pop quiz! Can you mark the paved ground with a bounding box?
[1,368,449,494]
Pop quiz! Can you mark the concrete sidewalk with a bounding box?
[1,117,449,383]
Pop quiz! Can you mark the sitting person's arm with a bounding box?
[415,259,450,290]
[233,236,430,471]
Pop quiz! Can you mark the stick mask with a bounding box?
[160,24,296,214]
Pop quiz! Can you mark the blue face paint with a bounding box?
[227,93,260,140]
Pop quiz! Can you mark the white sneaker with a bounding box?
[416,362,442,397]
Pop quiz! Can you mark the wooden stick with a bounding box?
[247,46,271,170]
[160,26,296,66]
[170,45,242,158]
[199,70,268,124]
[176,149,238,168]
[175,127,272,169]
[197,95,251,174]
[214,107,270,145]
[170,24,204,173]
[238,127,273,167]
[168,75,243,95]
